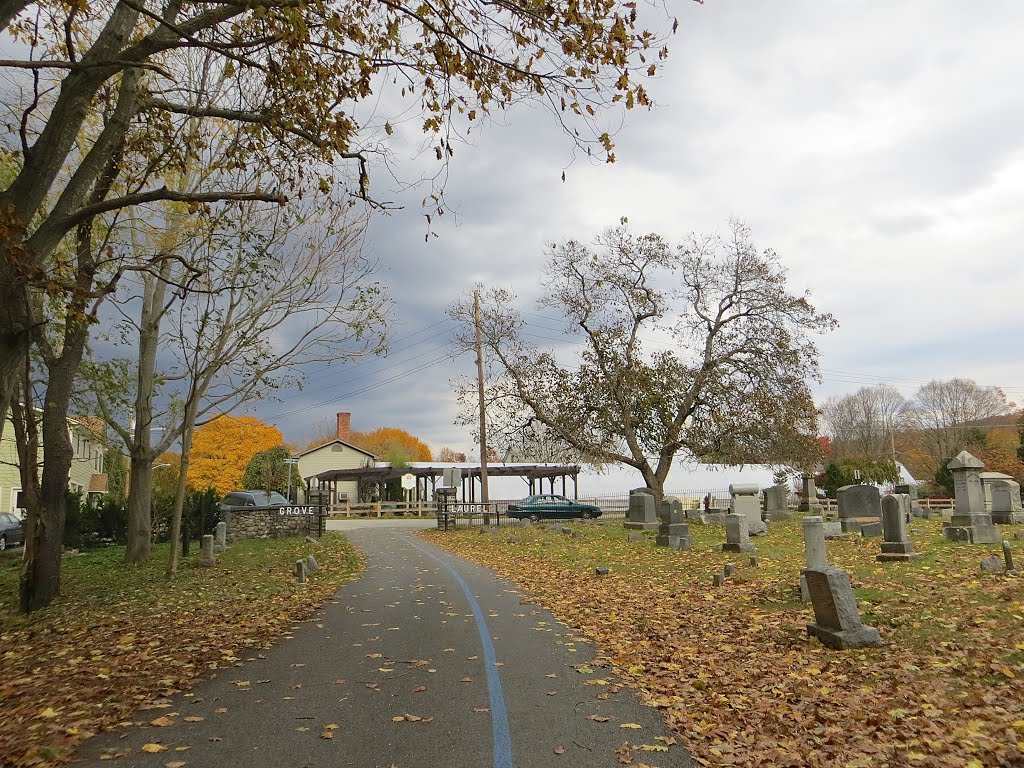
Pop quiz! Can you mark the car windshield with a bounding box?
[250,491,289,506]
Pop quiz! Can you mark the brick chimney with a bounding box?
[336,412,351,442]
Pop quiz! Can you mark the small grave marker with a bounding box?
[804,566,882,649]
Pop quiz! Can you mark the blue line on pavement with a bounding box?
[408,539,513,768]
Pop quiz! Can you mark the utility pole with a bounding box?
[474,288,490,520]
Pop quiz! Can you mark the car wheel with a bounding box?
[580,510,594,520]
[0,534,6,551]
[528,512,541,523]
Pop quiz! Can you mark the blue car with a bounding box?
[507,495,602,523]
[0,512,24,550]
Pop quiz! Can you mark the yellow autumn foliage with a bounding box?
[187,416,283,496]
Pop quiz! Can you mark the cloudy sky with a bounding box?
[247,1,1024,454]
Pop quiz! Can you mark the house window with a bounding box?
[14,489,25,511]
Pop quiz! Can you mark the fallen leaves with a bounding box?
[141,743,168,753]
[426,516,1024,768]
[0,534,362,768]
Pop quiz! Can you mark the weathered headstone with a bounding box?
[804,566,882,649]
[295,559,307,583]
[721,513,755,553]
[305,554,320,573]
[655,497,693,549]
[764,484,791,521]
[822,521,846,539]
[595,566,610,576]
[749,556,760,567]
[800,516,827,603]
[214,521,227,553]
[943,452,1001,544]
[980,555,1003,574]
[989,479,1024,525]
[838,484,882,532]
[802,516,828,569]
[894,484,924,520]
[723,563,735,577]
[198,534,216,567]
[626,531,643,543]
[798,474,823,513]
[730,483,766,536]
[1003,541,1018,575]
[859,522,883,538]
[712,573,725,588]
[625,488,660,531]
[304,535,319,545]
[877,494,918,562]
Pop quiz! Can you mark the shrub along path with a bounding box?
[424,517,1024,768]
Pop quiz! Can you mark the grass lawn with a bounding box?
[423,517,1024,768]
[0,534,360,767]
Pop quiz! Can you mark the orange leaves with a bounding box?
[187,415,284,495]
[348,427,432,462]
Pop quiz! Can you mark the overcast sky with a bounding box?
[246,1,1024,454]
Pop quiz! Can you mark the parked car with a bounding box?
[218,490,291,511]
[507,494,602,523]
[0,512,24,550]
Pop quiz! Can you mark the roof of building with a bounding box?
[296,438,376,459]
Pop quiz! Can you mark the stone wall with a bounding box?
[222,506,322,543]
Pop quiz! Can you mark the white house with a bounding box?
[296,412,375,504]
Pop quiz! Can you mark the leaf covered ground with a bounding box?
[424,517,1024,767]
[0,535,360,767]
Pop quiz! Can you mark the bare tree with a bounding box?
[0,0,679,443]
[820,384,909,460]
[92,199,388,568]
[905,378,1010,473]
[450,221,836,503]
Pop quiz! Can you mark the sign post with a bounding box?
[401,473,415,515]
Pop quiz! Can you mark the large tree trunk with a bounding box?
[20,351,81,611]
[0,266,30,443]
[124,270,167,563]
[125,455,154,563]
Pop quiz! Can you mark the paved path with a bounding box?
[77,526,690,767]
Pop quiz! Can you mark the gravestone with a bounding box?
[894,484,924,520]
[626,531,643,543]
[764,484,791,521]
[980,555,1003,574]
[989,479,1024,525]
[730,483,767,536]
[198,534,216,567]
[804,566,882,649]
[822,521,846,539]
[595,566,610,576]
[295,559,307,584]
[721,513,755,553]
[877,494,918,562]
[838,484,882,532]
[800,516,827,603]
[943,452,1001,544]
[655,497,693,549]
[306,554,320,573]
[798,475,823,513]
[712,573,725,588]
[1003,541,1018,575]
[214,521,227,553]
[802,516,828,569]
[859,522,883,538]
[625,488,660,531]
